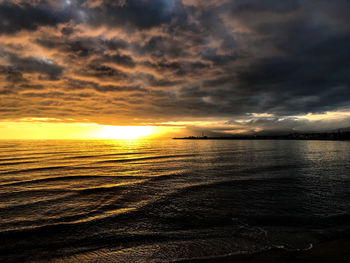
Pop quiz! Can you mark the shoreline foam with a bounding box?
[175,238,350,263]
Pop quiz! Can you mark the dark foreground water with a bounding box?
[0,139,350,262]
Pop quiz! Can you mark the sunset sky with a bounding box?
[1,0,350,139]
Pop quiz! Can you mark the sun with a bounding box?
[95,125,154,139]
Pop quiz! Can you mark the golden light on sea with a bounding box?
[95,125,155,139]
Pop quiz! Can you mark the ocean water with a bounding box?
[0,139,350,262]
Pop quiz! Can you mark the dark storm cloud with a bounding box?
[0,0,350,131]
[234,33,350,115]
[14,57,63,81]
[138,36,189,58]
[1,50,64,80]
[0,66,26,83]
[0,1,72,34]
[63,78,145,93]
[201,48,238,65]
[103,54,135,68]
[148,77,183,87]
[82,64,128,81]
[228,0,300,13]
[36,37,128,58]
[144,60,210,77]
[82,0,187,30]
[94,84,145,93]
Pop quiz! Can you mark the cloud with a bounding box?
[0,0,350,133]
[0,1,73,34]
[0,50,64,80]
[82,0,187,30]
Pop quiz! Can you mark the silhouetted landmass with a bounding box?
[173,131,350,141]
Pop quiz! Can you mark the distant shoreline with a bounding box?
[173,131,350,141]
[173,137,350,140]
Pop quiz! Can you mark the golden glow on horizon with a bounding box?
[95,126,154,139]
[1,110,349,139]
[297,111,350,121]
[0,121,99,139]
[0,120,179,139]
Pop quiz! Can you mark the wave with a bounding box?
[0,156,42,162]
[97,154,199,164]
[0,175,294,231]
[0,161,35,166]
[240,213,350,228]
[64,151,153,160]
[0,165,69,175]
[0,175,150,188]
[172,242,316,263]
[0,188,72,200]
[0,192,76,211]
[243,164,300,174]
[0,200,139,235]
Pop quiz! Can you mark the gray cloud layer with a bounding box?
[0,0,350,132]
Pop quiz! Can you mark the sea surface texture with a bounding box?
[0,139,350,262]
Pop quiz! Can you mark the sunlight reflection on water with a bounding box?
[0,139,350,262]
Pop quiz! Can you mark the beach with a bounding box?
[178,239,350,263]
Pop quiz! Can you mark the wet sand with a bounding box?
[177,239,350,263]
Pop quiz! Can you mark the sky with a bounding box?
[1,0,350,139]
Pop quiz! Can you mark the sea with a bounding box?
[0,139,350,262]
